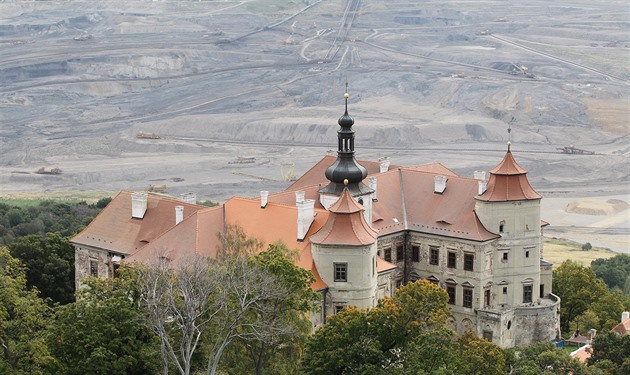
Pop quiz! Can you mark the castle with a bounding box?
[72,92,560,348]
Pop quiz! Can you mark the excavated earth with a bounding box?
[0,0,628,252]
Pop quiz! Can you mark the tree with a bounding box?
[302,280,454,374]
[582,242,592,251]
[0,247,53,374]
[456,331,506,375]
[506,341,591,375]
[591,254,630,292]
[8,233,75,305]
[137,250,294,375]
[588,332,630,375]
[222,242,319,375]
[45,273,160,375]
[553,260,608,333]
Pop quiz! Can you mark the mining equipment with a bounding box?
[557,145,595,155]
[136,131,160,139]
[35,167,62,175]
[148,184,167,192]
[280,163,296,182]
[229,157,256,164]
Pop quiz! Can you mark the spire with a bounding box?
[477,144,541,202]
[319,86,372,197]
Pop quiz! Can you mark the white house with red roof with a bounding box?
[72,92,560,347]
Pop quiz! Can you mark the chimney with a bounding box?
[180,192,197,205]
[175,206,184,225]
[379,157,390,173]
[474,171,487,195]
[295,190,305,204]
[131,192,148,219]
[260,190,269,208]
[369,176,378,201]
[478,180,487,195]
[297,199,315,241]
[434,175,447,194]
[473,171,487,181]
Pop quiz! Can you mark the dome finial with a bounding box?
[344,178,349,186]
[507,140,512,152]
[344,81,349,114]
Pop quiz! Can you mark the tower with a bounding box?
[319,88,374,224]
[311,188,379,312]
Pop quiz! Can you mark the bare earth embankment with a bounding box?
[0,0,628,253]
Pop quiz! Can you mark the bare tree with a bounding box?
[137,252,292,375]
[138,255,225,375]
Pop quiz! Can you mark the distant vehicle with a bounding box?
[136,131,160,139]
[35,167,62,174]
[557,145,595,155]
[148,184,167,192]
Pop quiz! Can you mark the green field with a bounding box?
[0,190,116,207]
[543,238,617,268]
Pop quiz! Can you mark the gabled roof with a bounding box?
[124,206,224,267]
[310,189,378,246]
[610,317,630,335]
[477,150,541,202]
[71,191,204,255]
[371,168,499,242]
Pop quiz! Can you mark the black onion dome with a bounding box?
[319,90,373,197]
[338,110,354,128]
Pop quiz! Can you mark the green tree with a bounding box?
[45,273,160,375]
[553,260,608,333]
[506,341,591,375]
[582,242,592,251]
[0,247,53,374]
[302,280,453,374]
[588,332,630,375]
[591,254,630,292]
[8,233,75,305]
[456,331,506,375]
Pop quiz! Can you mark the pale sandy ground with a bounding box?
[541,195,629,254]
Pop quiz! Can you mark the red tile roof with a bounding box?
[310,189,378,246]
[477,150,541,202]
[610,317,630,335]
[71,191,204,255]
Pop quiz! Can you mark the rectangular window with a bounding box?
[483,331,493,342]
[463,288,473,308]
[447,251,456,268]
[334,263,347,282]
[502,252,509,262]
[90,260,98,277]
[412,246,420,262]
[525,250,530,258]
[396,279,402,289]
[447,286,456,305]
[464,253,474,271]
[396,246,403,262]
[540,284,545,298]
[484,289,491,307]
[523,285,533,303]
[384,248,392,262]
[429,247,439,265]
[503,287,508,294]
[335,305,345,314]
